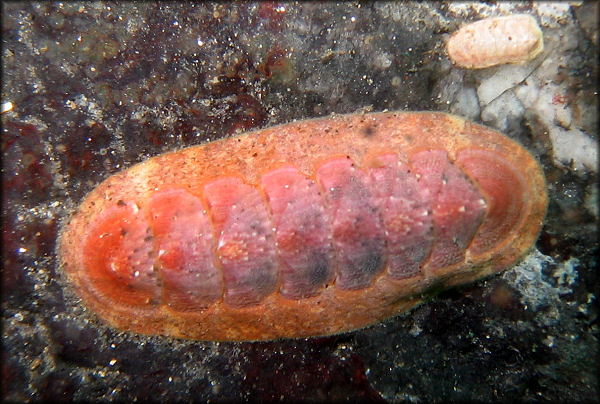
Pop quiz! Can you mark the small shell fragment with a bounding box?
[447,14,544,69]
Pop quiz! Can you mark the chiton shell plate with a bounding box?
[58,112,547,341]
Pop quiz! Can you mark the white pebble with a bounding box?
[481,91,525,133]
[548,126,598,173]
[450,87,480,120]
[477,63,538,105]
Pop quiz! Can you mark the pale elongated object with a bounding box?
[447,14,544,69]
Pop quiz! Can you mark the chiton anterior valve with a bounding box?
[58,112,547,341]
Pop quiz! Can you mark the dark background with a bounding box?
[2,2,598,402]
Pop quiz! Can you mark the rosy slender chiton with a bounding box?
[58,112,548,341]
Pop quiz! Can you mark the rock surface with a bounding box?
[2,2,597,402]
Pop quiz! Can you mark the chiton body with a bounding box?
[446,14,544,69]
[58,112,547,341]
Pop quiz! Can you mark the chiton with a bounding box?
[58,112,547,341]
[446,14,544,69]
